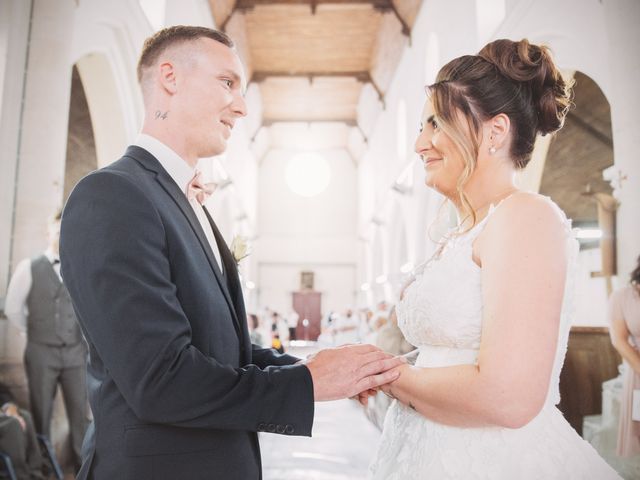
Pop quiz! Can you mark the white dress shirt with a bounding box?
[134,134,223,274]
[4,248,60,332]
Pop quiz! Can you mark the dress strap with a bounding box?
[460,192,518,243]
[468,190,521,241]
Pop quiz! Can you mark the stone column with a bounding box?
[4,0,76,360]
[0,0,31,297]
[604,0,640,280]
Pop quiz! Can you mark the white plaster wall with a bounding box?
[256,148,358,313]
[356,0,478,298]
[259,149,357,237]
[11,0,76,271]
[258,263,356,316]
[0,0,31,299]
[490,0,640,321]
[574,248,611,327]
[603,0,640,281]
[0,0,260,358]
[356,0,639,325]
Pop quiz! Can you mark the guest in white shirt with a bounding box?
[4,210,89,473]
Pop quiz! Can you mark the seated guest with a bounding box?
[333,309,360,345]
[247,313,265,347]
[376,306,414,357]
[609,255,640,457]
[0,381,44,480]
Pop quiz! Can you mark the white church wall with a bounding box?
[356,0,478,299]
[356,0,639,325]
[575,248,612,327]
[0,0,31,301]
[0,0,261,357]
[492,0,639,324]
[256,148,358,314]
[258,263,356,317]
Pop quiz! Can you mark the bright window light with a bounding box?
[285,153,331,197]
[576,228,603,240]
[375,274,388,284]
[245,281,256,290]
[400,262,414,273]
[360,283,371,291]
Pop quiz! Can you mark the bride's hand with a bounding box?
[350,356,408,406]
[379,381,395,399]
[378,363,409,399]
[351,388,378,407]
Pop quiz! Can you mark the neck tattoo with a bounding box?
[155,110,169,120]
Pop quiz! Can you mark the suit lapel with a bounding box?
[202,207,249,354]
[125,146,242,342]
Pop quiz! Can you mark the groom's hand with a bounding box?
[303,344,404,401]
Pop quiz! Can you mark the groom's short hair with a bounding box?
[137,26,234,84]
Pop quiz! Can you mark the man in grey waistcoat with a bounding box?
[4,210,88,472]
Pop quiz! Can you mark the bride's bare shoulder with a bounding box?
[480,192,569,249]
[493,192,566,229]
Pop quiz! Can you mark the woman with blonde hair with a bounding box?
[369,38,620,479]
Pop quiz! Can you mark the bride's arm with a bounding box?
[383,195,569,428]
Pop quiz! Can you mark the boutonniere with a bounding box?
[230,235,251,265]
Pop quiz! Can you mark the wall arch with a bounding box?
[75,53,129,168]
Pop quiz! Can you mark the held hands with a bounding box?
[353,364,406,407]
[304,344,406,402]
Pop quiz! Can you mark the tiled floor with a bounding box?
[260,347,381,480]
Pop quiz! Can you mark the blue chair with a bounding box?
[0,451,17,480]
[36,435,63,480]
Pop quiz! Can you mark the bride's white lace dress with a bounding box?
[369,197,621,479]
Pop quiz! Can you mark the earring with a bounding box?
[489,146,496,154]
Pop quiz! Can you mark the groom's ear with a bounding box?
[158,61,178,95]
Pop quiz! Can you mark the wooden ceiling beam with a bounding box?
[219,0,239,31]
[251,70,385,107]
[234,0,392,9]
[262,118,357,126]
[252,70,370,83]
[228,0,411,38]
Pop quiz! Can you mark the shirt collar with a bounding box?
[134,133,195,195]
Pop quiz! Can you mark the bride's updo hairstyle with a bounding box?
[428,39,573,228]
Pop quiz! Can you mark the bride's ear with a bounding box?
[484,113,511,154]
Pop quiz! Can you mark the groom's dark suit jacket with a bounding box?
[60,146,314,480]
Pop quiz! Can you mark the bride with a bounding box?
[368,38,621,479]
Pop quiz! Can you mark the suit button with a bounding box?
[276,425,285,434]
[285,424,295,434]
[267,423,276,433]
[257,423,266,431]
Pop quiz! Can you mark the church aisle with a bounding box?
[261,348,381,480]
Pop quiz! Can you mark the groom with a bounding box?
[60,26,401,480]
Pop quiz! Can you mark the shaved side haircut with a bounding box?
[136,25,234,85]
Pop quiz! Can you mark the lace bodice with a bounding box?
[396,195,579,405]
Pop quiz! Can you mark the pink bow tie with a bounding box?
[186,171,216,205]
